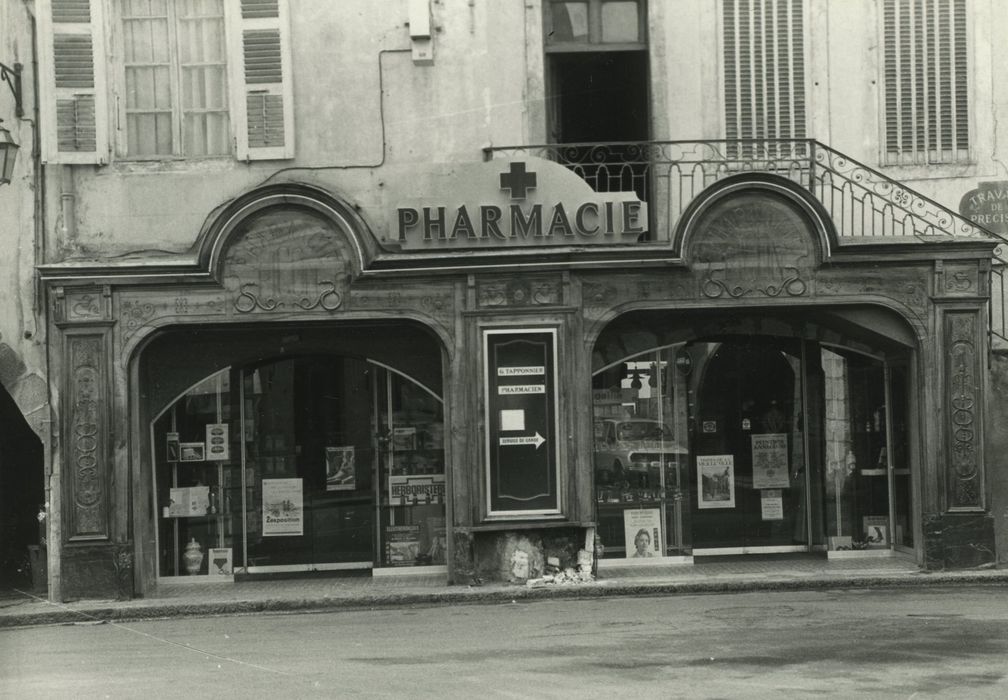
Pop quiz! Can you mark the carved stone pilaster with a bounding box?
[63,329,111,540]
[943,310,984,511]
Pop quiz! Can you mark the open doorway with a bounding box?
[544,0,651,203]
[0,386,45,589]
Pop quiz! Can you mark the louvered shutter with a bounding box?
[37,0,109,164]
[722,0,806,152]
[881,0,969,165]
[226,0,294,160]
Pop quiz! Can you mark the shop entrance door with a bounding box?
[241,356,375,571]
[690,339,810,552]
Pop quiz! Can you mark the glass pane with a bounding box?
[153,370,239,577]
[601,1,639,42]
[376,370,448,568]
[592,347,689,559]
[821,348,891,551]
[548,2,589,42]
[689,340,805,550]
[890,365,913,547]
[243,357,375,569]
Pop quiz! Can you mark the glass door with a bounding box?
[241,356,375,571]
[689,339,808,552]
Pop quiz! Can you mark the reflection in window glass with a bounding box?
[549,2,589,42]
[821,348,895,550]
[592,347,689,559]
[601,1,639,42]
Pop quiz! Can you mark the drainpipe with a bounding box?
[60,165,75,243]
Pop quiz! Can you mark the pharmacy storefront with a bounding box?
[41,158,997,599]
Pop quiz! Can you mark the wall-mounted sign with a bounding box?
[959,181,1008,235]
[483,328,560,516]
[393,158,648,251]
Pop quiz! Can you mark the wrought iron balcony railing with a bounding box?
[483,139,1007,344]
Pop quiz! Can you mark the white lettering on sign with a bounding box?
[499,432,546,449]
[497,366,545,376]
[498,385,545,395]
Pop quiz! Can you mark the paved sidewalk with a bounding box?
[2,556,1005,629]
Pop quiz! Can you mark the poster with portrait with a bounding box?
[325,446,356,491]
[697,454,736,509]
[751,433,789,488]
[262,478,303,536]
[623,508,662,558]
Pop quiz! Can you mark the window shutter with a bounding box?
[881,0,969,165]
[722,0,806,153]
[226,0,294,160]
[37,0,109,164]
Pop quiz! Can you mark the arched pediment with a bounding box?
[195,184,378,312]
[675,175,836,299]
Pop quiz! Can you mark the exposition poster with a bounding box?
[262,478,303,536]
[697,455,735,509]
[325,446,356,491]
[623,508,662,558]
[751,433,789,489]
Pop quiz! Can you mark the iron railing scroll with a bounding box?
[483,139,1008,345]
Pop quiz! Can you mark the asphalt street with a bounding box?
[1,585,1006,698]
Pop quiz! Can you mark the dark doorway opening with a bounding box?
[547,50,651,222]
[0,387,45,589]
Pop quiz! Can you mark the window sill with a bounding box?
[875,160,995,182]
[105,157,242,175]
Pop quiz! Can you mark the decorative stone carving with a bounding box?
[55,286,111,323]
[945,312,982,510]
[477,278,562,307]
[687,194,818,301]
[67,333,108,539]
[222,209,351,315]
[935,261,979,297]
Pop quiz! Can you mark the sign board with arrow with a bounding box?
[483,328,560,516]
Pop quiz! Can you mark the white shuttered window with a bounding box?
[38,0,111,163]
[121,0,230,157]
[882,0,969,165]
[722,0,807,145]
[38,0,294,163]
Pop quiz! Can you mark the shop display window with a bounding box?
[152,370,240,577]
[821,348,911,551]
[592,346,690,559]
[151,355,446,579]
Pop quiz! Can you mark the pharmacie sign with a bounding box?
[392,158,648,250]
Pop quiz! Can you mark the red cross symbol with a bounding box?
[499,162,537,200]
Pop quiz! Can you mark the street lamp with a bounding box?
[0,61,24,186]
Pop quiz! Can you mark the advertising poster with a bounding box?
[761,489,784,520]
[325,446,356,491]
[206,423,230,461]
[262,478,303,536]
[623,508,662,558]
[385,524,421,566]
[207,547,233,577]
[167,485,210,517]
[389,473,446,506]
[697,455,735,509]
[752,433,789,489]
[863,515,889,548]
[179,442,206,462]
